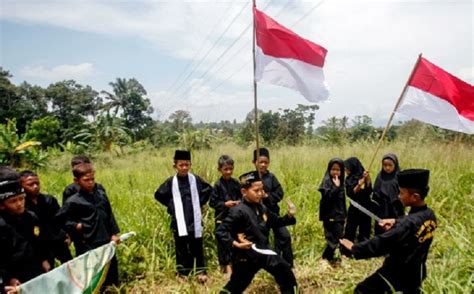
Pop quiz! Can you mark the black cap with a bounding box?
[253,147,270,161]
[174,150,191,161]
[239,171,261,188]
[0,180,24,201]
[397,169,430,190]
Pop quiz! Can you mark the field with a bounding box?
[39,142,474,293]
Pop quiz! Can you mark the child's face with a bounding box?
[254,156,269,174]
[75,172,95,194]
[330,163,341,178]
[0,194,26,215]
[242,181,265,204]
[174,160,191,176]
[399,187,418,207]
[219,164,234,180]
[21,176,40,196]
[382,159,396,174]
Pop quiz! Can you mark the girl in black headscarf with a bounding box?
[373,153,404,234]
[318,158,346,263]
[343,157,372,245]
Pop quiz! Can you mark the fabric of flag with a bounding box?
[254,7,329,103]
[17,242,116,294]
[397,57,474,134]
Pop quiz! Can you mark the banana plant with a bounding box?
[0,119,43,167]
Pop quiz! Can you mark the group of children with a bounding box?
[0,147,437,294]
[0,155,120,294]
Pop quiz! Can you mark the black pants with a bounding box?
[215,224,232,266]
[355,271,421,294]
[322,220,345,261]
[273,226,294,267]
[344,205,372,243]
[51,239,73,265]
[174,235,206,276]
[222,254,297,294]
[101,255,119,292]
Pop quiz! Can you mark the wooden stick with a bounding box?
[252,0,261,165]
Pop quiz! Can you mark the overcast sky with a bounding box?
[1,0,472,125]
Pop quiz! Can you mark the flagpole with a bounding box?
[252,0,261,165]
[367,53,423,171]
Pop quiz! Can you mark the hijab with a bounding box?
[344,157,365,189]
[374,153,400,200]
[318,158,345,193]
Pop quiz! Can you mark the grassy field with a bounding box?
[38,142,474,293]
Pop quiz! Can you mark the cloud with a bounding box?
[19,63,95,81]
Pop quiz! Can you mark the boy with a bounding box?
[154,150,213,283]
[62,155,106,204]
[0,166,50,287]
[340,169,437,293]
[209,155,241,275]
[252,147,294,267]
[20,170,72,265]
[56,163,120,288]
[216,171,297,294]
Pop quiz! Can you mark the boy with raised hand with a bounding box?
[216,171,297,294]
[154,150,213,283]
[210,154,241,275]
[0,166,50,288]
[56,163,120,288]
[62,155,106,204]
[252,147,294,267]
[20,170,72,266]
[340,169,437,293]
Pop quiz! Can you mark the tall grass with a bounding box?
[39,142,473,293]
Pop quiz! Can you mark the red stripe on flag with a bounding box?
[254,8,327,68]
[409,57,474,121]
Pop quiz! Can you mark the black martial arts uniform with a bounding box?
[373,154,404,235]
[216,200,297,294]
[318,158,347,261]
[62,182,106,205]
[26,193,72,264]
[344,157,372,243]
[56,188,120,287]
[154,174,212,276]
[261,171,294,267]
[350,205,437,294]
[210,176,241,267]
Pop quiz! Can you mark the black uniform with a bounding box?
[344,157,372,243]
[0,216,16,289]
[25,193,72,264]
[216,200,297,294]
[0,210,49,284]
[261,171,294,267]
[56,188,120,286]
[318,158,347,261]
[373,154,404,235]
[209,176,241,266]
[351,205,437,293]
[62,182,106,205]
[154,174,212,276]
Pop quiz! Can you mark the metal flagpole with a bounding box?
[252,0,261,168]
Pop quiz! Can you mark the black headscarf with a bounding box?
[318,158,345,193]
[374,153,400,201]
[344,157,365,190]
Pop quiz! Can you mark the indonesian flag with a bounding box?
[254,8,329,103]
[397,57,474,134]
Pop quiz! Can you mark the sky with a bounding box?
[0,0,472,126]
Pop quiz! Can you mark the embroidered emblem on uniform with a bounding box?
[34,226,40,236]
[416,220,437,243]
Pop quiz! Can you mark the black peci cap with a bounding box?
[174,150,191,161]
[397,169,430,190]
[0,180,24,201]
[239,171,261,188]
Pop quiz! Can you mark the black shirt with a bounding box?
[261,171,284,214]
[62,183,106,205]
[26,193,67,242]
[210,176,241,222]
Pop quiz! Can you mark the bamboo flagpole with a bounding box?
[366,53,423,171]
[252,0,261,167]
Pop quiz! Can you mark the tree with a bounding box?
[259,111,280,145]
[316,116,347,144]
[349,115,377,142]
[169,110,193,131]
[26,116,61,148]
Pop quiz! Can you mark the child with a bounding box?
[317,158,347,264]
[209,155,241,275]
[216,171,298,294]
[252,147,294,267]
[343,157,372,244]
[62,155,105,204]
[154,150,213,283]
[372,154,404,235]
[340,169,437,293]
[56,163,120,288]
[20,170,72,265]
[0,166,50,287]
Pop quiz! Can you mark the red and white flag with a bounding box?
[254,8,329,103]
[397,57,474,134]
